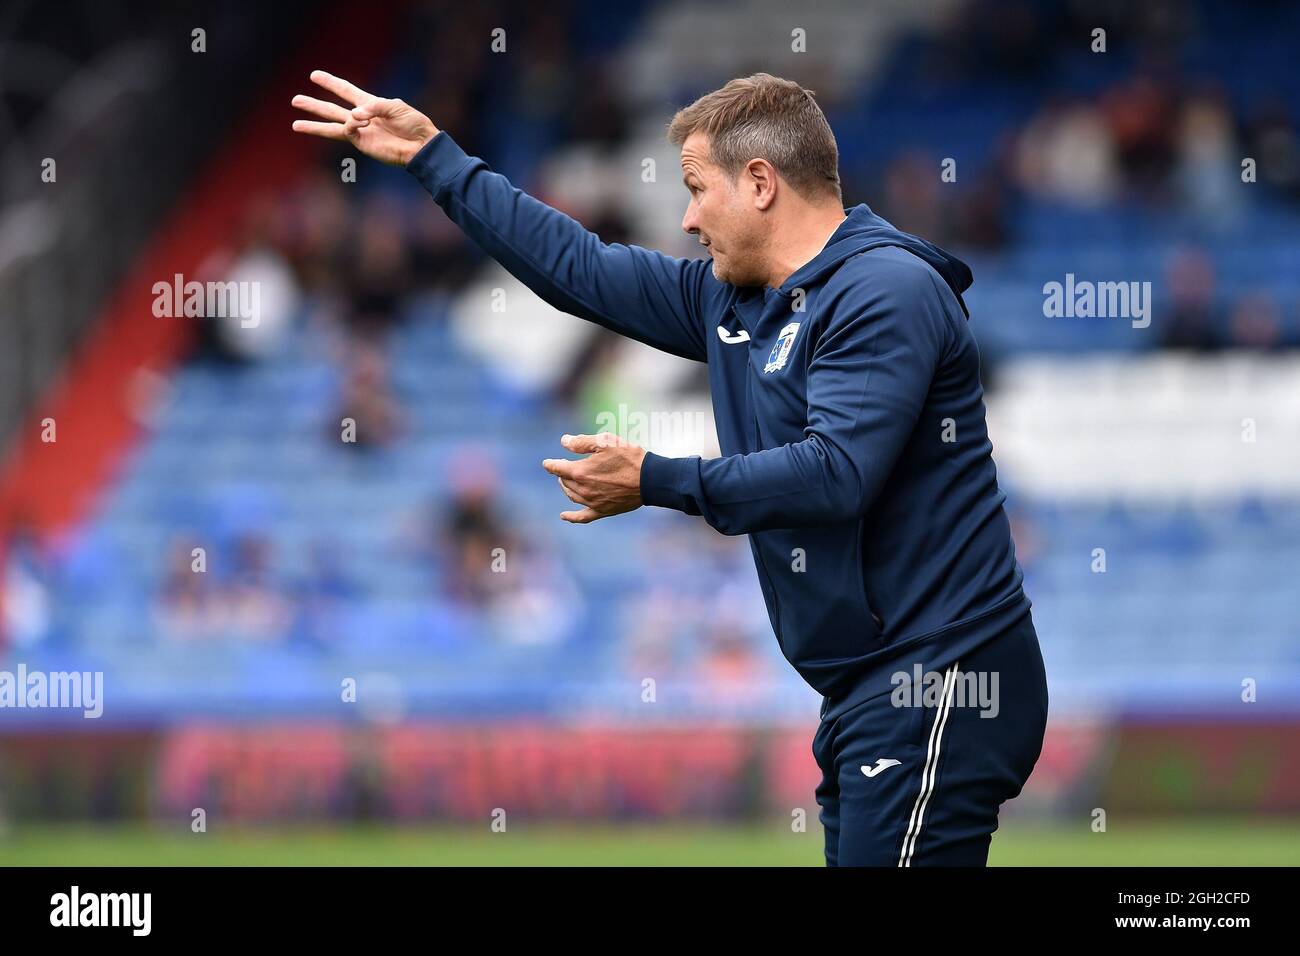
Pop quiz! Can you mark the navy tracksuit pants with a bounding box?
[812,612,1048,866]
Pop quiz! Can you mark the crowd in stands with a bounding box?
[4,1,1298,707]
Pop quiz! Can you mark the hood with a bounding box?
[777,203,974,318]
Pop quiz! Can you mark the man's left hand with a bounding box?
[542,433,646,524]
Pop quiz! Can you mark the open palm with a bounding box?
[291,71,438,167]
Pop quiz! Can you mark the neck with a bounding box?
[766,203,848,288]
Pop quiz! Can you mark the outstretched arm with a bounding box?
[292,71,713,362]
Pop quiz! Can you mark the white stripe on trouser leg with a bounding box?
[898,663,954,866]
[898,661,959,867]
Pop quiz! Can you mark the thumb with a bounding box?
[352,99,397,122]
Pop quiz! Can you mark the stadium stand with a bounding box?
[3,0,1298,733]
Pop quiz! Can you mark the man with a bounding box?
[293,70,1048,866]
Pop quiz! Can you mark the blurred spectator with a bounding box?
[1161,248,1220,350]
[222,533,292,641]
[430,450,582,642]
[190,200,302,366]
[344,196,411,339]
[211,242,301,363]
[1101,76,1179,199]
[1227,293,1284,350]
[155,538,217,641]
[333,335,403,451]
[437,453,515,608]
[290,542,356,651]
[1245,98,1300,201]
[2,525,53,649]
[483,538,584,645]
[1175,89,1243,221]
[1014,100,1118,206]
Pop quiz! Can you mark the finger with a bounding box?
[560,433,603,454]
[557,477,591,505]
[560,507,601,524]
[291,120,349,141]
[309,70,371,107]
[541,457,579,480]
[291,94,351,123]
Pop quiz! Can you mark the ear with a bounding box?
[745,158,778,211]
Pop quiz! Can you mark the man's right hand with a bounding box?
[291,70,439,167]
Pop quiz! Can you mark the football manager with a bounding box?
[294,70,1049,866]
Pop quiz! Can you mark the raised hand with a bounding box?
[542,433,647,524]
[291,70,438,167]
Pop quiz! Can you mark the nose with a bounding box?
[681,201,698,237]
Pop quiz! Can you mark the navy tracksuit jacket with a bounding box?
[408,131,1048,865]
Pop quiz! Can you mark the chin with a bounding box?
[709,256,737,284]
[712,258,760,287]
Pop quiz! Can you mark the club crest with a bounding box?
[763,321,801,373]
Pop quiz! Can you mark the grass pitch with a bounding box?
[2,818,1297,866]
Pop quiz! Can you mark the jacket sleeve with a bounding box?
[406,131,712,363]
[639,255,951,534]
